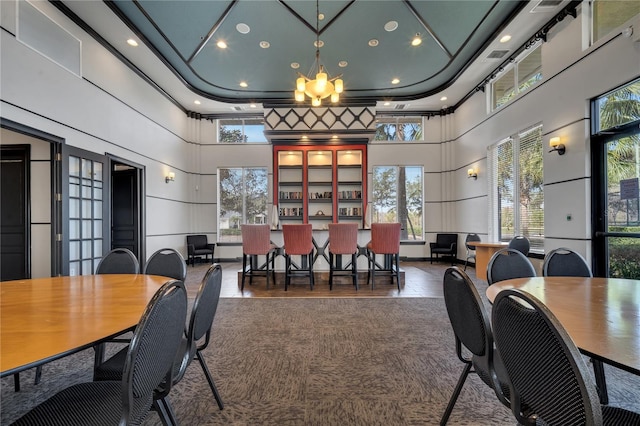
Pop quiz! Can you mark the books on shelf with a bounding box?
[279,191,303,199]
[279,207,303,217]
[338,190,362,200]
[309,191,332,199]
[339,207,362,216]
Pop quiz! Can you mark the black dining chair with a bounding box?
[507,235,530,256]
[144,247,187,281]
[492,288,640,425]
[12,279,188,426]
[96,247,139,274]
[463,233,481,271]
[543,247,592,277]
[441,267,510,424]
[94,264,225,421]
[486,248,536,285]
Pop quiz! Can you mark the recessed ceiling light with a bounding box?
[338,61,348,68]
[217,40,227,49]
[260,41,270,49]
[249,104,257,108]
[239,81,248,88]
[127,39,138,47]
[411,33,422,46]
[318,13,325,20]
[236,23,250,34]
[440,96,447,101]
[391,78,400,84]
[383,102,391,106]
[368,39,379,47]
[500,34,512,43]
[384,21,398,32]
[194,100,201,105]
[291,62,300,69]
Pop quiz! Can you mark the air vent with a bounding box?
[231,106,245,111]
[394,104,407,110]
[530,0,562,13]
[486,49,509,60]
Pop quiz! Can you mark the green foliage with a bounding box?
[219,126,247,143]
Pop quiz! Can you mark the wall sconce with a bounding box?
[467,168,478,180]
[549,137,566,155]
[165,171,175,183]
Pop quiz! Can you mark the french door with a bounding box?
[592,80,640,278]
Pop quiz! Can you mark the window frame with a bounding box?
[217,166,269,243]
[487,124,545,252]
[371,164,424,241]
[589,0,640,47]
[217,117,267,143]
[373,116,424,142]
[489,42,542,111]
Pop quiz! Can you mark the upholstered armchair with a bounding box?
[186,235,215,267]
[429,233,458,265]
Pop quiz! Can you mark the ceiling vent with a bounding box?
[530,0,562,13]
[394,104,407,110]
[231,106,245,111]
[486,49,509,60]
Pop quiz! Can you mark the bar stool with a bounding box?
[328,223,359,290]
[282,224,314,290]
[366,223,401,290]
[241,224,277,290]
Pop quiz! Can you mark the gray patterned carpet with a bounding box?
[2,297,639,425]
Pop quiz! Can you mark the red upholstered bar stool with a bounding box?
[282,224,314,291]
[241,224,277,290]
[366,223,401,290]
[328,223,359,290]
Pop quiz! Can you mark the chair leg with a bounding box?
[153,396,178,426]
[196,350,224,410]
[592,358,609,404]
[395,253,400,291]
[370,252,376,290]
[13,373,20,392]
[265,253,270,290]
[329,252,334,290]
[352,253,358,290]
[285,255,290,291]
[440,362,472,425]
[308,252,314,290]
[34,366,42,385]
[241,254,247,291]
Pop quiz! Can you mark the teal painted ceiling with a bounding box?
[107,0,526,106]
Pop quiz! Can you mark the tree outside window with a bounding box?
[218,167,268,242]
[488,125,544,250]
[374,117,422,141]
[372,166,423,240]
[219,118,267,143]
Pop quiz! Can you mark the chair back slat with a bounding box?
[241,224,273,255]
[282,224,313,255]
[328,223,358,255]
[369,223,401,254]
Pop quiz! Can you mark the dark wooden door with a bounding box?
[1,146,29,280]
[111,167,139,258]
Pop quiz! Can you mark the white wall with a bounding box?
[453,3,640,262]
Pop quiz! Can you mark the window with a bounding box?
[374,117,423,141]
[488,124,544,251]
[218,167,268,242]
[491,44,542,110]
[595,79,640,132]
[218,118,267,143]
[371,165,423,240]
[591,0,640,45]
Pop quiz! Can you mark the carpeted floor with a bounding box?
[2,281,639,425]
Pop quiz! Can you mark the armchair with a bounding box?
[430,233,458,265]
[186,235,215,267]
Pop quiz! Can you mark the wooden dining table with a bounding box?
[0,274,169,377]
[486,276,640,403]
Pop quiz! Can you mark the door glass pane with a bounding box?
[69,261,79,276]
[606,136,640,278]
[70,241,80,260]
[595,79,640,132]
[69,220,80,239]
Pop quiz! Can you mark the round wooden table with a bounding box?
[486,276,640,376]
[1,274,168,376]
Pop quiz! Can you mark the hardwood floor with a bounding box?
[188,260,474,298]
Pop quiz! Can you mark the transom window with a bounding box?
[590,0,640,45]
[218,118,267,143]
[374,117,423,142]
[490,43,542,111]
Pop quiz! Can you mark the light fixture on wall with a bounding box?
[165,171,175,183]
[549,137,565,155]
[467,168,478,180]
[293,0,343,106]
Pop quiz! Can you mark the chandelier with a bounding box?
[294,0,343,106]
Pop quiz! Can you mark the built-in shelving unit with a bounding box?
[273,144,367,229]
